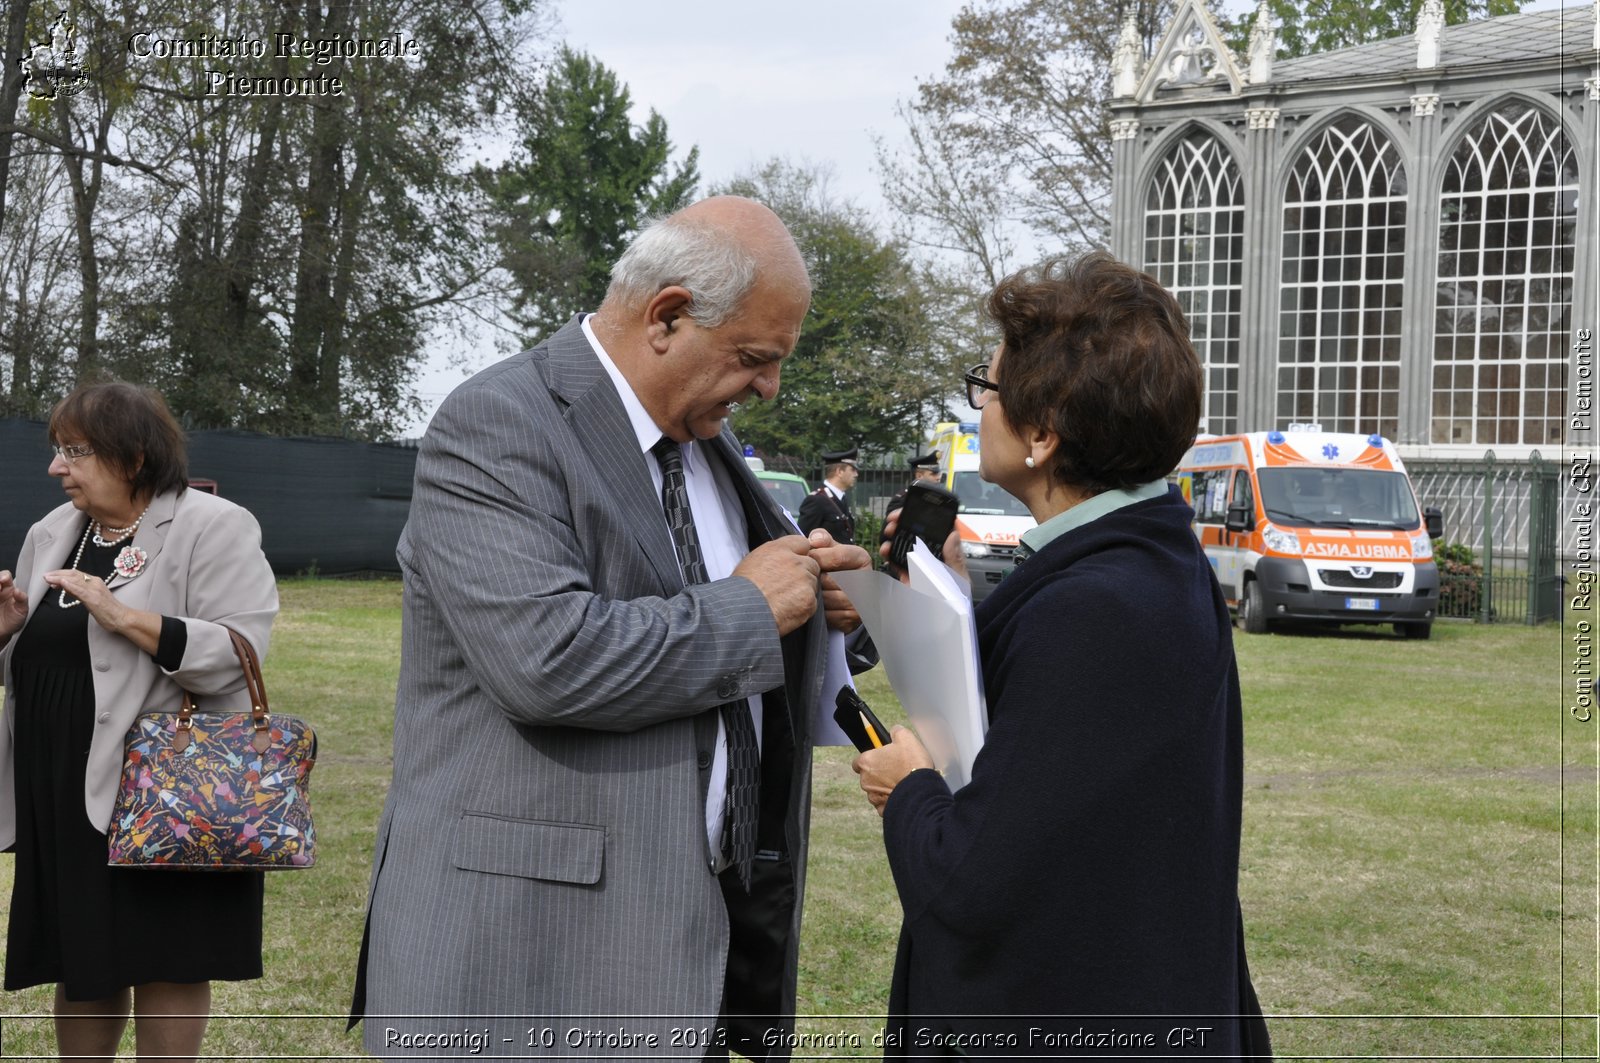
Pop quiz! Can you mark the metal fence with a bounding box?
[757,457,919,518]
[762,450,1578,624]
[1408,451,1569,624]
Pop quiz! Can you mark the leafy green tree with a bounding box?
[1219,0,1522,57]
[488,46,699,343]
[266,0,542,437]
[1,0,546,438]
[717,160,946,462]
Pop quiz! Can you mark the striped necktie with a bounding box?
[651,437,760,890]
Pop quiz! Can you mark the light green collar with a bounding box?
[1018,480,1169,559]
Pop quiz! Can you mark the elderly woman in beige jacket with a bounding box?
[0,382,277,1062]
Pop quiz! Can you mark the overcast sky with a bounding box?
[552,0,1573,224]
[406,0,1576,432]
[556,0,968,225]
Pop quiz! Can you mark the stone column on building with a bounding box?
[1404,0,1448,447]
[1398,86,1444,446]
[1107,8,1145,266]
[1239,99,1280,431]
[1109,112,1143,265]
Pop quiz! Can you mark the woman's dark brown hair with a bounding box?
[985,251,1202,495]
[48,382,189,501]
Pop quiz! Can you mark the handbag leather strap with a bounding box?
[172,627,272,754]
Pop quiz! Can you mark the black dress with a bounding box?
[4,528,263,1001]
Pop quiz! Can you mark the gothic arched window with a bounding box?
[1277,115,1406,438]
[1434,101,1578,447]
[1144,130,1244,434]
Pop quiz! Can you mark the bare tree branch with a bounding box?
[0,123,183,186]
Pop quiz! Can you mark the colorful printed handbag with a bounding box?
[107,628,316,870]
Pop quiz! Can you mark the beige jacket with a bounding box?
[0,487,278,845]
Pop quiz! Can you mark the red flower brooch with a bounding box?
[113,546,148,580]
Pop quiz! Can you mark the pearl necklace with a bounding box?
[92,503,150,547]
[58,522,103,609]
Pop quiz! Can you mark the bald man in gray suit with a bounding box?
[350,197,870,1060]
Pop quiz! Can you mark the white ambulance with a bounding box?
[1175,426,1443,638]
[925,421,1036,602]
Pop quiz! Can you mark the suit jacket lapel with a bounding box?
[704,434,821,741]
[542,322,823,742]
[543,317,684,594]
[706,432,795,543]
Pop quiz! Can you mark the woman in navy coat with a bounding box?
[857,253,1269,1058]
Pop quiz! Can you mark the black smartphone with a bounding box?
[889,481,960,569]
[833,687,894,753]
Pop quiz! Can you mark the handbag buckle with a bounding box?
[171,693,196,754]
[251,710,272,754]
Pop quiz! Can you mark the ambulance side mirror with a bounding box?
[1225,501,1253,533]
[1423,506,1444,540]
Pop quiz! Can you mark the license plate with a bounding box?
[1345,597,1379,611]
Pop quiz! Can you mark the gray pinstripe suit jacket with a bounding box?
[351,318,828,1059]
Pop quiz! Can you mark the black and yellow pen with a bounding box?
[858,711,885,749]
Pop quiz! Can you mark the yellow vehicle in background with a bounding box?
[925,421,1036,602]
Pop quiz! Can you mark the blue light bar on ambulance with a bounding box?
[1367,433,1384,447]
[1267,431,1285,444]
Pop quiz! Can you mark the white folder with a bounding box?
[831,542,988,790]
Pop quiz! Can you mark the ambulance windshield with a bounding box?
[1257,468,1420,530]
[951,472,1031,516]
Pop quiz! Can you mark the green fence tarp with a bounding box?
[1,419,415,576]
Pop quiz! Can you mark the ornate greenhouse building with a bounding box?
[1109,0,1596,461]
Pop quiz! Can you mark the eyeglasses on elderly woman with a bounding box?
[964,363,1001,411]
[51,442,94,463]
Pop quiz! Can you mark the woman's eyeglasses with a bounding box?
[52,443,94,463]
[964,363,1001,410]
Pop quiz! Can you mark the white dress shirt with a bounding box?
[582,315,760,859]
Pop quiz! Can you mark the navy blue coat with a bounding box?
[881,488,1267,1058]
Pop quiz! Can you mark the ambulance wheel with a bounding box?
[1239,581,1268,635]
[1396,622,1432,640]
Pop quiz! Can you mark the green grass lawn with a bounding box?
[0,579,1592,1059]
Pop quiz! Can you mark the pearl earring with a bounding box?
[1025,456,1035,469]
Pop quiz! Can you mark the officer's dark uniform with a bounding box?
[798,446,858,545]
[798,446,879,674]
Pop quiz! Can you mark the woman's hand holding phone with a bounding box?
[880,510,969,585]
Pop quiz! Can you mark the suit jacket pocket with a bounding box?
[452,812,605,884]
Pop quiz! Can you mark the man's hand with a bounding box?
[879,510,968,585]
[805,529,870,634]
[733,535,821,636]
[851,725,936,815]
